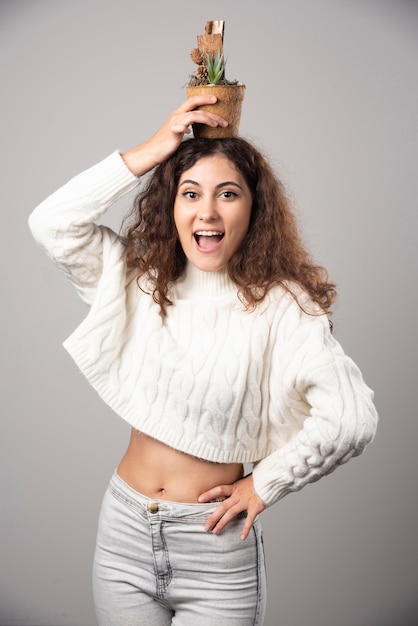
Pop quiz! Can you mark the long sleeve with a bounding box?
[28,151,140,304]
[252,296,378,507]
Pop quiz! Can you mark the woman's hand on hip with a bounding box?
[121,97,228,177]
[198,474,266,541]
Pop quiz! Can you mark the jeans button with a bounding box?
[148,502,159,514]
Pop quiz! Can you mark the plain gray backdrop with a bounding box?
[1,1,417,624]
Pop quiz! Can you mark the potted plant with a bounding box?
[186,20,245,138]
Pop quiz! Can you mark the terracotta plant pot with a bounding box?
[186,84,246,138]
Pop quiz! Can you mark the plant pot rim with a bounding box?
[187,82,246,88]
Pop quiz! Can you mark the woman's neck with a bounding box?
[173,262,238,300]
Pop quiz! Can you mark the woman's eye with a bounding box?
[220,190,238,199]
[183,191,198,199]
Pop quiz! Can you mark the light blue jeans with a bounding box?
[93,471,266,625]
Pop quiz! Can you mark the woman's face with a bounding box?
[173,155,253,272]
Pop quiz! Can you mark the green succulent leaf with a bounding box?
[204,51,226,85]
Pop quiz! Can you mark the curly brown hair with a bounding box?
[124,137,336,317]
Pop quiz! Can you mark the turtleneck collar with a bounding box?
[173,262,239,300]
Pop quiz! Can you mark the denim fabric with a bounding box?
[93,471,266,625]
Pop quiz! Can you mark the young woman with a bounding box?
[29,96,378,625]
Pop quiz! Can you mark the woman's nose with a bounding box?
[198,199,218,221]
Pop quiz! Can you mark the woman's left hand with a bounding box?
[198,474,266,541]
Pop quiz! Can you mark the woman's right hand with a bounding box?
[121,96,228,177]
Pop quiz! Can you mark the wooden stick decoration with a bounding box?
[190,20,225,84]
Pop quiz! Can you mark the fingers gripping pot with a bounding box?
[186,84,246,138]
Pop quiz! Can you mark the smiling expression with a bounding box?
[173,155,253,272]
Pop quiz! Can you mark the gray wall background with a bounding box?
[1,1,417,624]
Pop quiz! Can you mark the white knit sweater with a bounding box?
[28,151,378,507]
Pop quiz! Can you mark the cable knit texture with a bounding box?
[28,151,378,507]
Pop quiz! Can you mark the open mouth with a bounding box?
[194,231,225,250]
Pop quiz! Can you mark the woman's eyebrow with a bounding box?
[178,179,243,190]
[215,181,243,190]
[178,179,200,187]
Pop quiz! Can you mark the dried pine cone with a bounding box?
[190,48,203,65]
[195,65,208,80]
